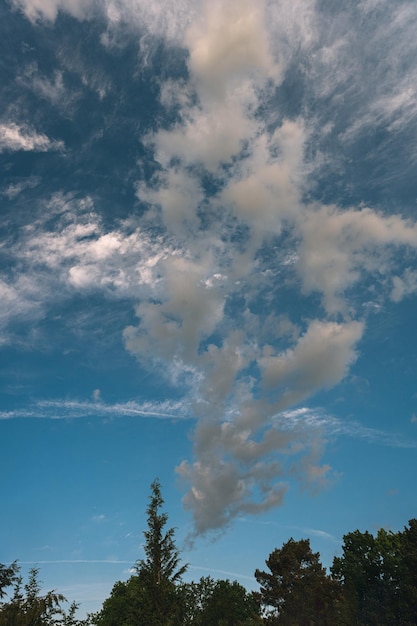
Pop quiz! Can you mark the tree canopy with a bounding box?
[0,564,89,626]
[255,538,344,625]
[332,520,417,625]
[2,481,417,626]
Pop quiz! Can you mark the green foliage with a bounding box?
[332,519,417,626]
[0,565,65,626]
[135,478,188,625]
[177,576,261,626]
[332,529,382,624]
[400,518,417,624]
[94,479,187,626]
[137,478,188,583]
[201,579,262,626]
[255,538,344,626]
[0,561,19,599]
[4,483,416,626]
[177,576,218,626]
[93,577,145,626]
[0,564,90,626]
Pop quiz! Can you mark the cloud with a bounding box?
[19,559,133,564]
[259,320,364,405]
[0,194,176,341]
[297,206,417,313]
[1,177,40,199]
[185,0,279,100]
[11,0,92,22]
[391,268,417,302]
[277,407,417,449]
[5,0,417,536]
[0,398,190,421]
[0,122,64,153]
[124,0,417,536]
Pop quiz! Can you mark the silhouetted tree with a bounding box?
[255,538,344,625]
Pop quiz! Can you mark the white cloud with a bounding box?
[137,168,203,233]
[278,407,417,449]
[297,206,417,313]
[0,398,190,421]
[118,0,417,534]
[259,320,364,404]
[1,177,40,199]
[0,195,175,340]
[6,0,417,537]
[11,0,92,22]
[391,268,417,302]
[0,122,63,153]
[185,0,279,100]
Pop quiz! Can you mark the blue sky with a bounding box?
[1,0,417,618]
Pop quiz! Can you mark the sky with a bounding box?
[1,0,417,618]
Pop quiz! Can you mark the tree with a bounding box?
[331,520,417,625]
[400,518,417,624]
[0,565,66,626]
[94,479,187,626]
[177,576,217,626]
[135,478,188,625]
[138,479,187,584]
[331,528,406,625]
[0,562,18,599]
[93,578,145,626]
[201,579,262,626]
[332,529,383,625]
[0,563,91,626]
[255,538,344,626]
[177,576,262,626]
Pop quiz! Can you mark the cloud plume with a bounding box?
[123,0,417,534]
[5,0,417,536]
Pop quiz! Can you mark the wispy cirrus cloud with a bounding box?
[0,122,63,152]
[19,559,133,564]
[0,398,190,421]
[277,407,417,450]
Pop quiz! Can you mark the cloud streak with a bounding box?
[0,122,63,152]
[0,399,189,421]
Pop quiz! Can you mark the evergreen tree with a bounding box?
[94,479,187,626]
[255,538,344,625]
[135,478,188,625]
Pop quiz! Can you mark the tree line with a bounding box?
[1,480,416,625]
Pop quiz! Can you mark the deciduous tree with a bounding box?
[0,565,66,626]
[201,579,262,626]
